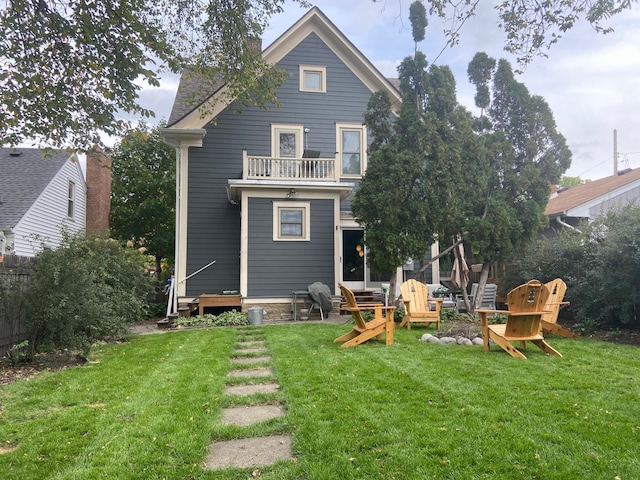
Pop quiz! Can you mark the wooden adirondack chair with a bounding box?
[399,279,442,330]
[541,278,577,338]
[334,283,396,348]
[477,280,562,359]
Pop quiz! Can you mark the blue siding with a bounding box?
[247,198,334,296]
[186,32,374,296]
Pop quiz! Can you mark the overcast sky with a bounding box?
[142,0,640,181]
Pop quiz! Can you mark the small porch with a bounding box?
[243,150,339,182]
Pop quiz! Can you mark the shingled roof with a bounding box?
[545,168,640,218]
[0,148,73,229]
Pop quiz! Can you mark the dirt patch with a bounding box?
[0,352,86,386]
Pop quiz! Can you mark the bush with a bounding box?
[507,204,640,330]
[26,233,153,354]
[174,310,248,328]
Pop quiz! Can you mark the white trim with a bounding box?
[299,64,326,93]
[273,201,310,241]
[336,123,367,178]
[167,8,401,130]
[271,124,304,158]
[67,180,76,219]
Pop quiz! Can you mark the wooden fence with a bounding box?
[0,255,34,358]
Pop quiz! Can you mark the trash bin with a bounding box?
[247,307,264,326]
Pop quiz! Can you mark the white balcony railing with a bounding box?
[243,150,338,181]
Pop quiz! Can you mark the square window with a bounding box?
[273,201,310,241]
[299,65,326,93]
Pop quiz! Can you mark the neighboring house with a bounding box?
[545,167,640,230]
[0,148,87,257]
[163,7,403,317]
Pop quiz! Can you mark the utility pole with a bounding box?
[613,129,618,175]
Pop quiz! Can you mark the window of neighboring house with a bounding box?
[337,123,366,177]
[272,124,304,158]
[67,181,75,218]
[273,201,310,241]
[299,65,326,93]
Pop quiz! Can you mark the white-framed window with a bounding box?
[271,124,304,158]
[67,181,75,218]
[299,65,326,93]
[337,123,367,177]
[273,201,310,241]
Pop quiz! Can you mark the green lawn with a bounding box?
[0,323,639,479]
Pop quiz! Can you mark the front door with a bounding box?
[341,229,389,290]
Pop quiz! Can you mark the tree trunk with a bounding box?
[470,262,491,315]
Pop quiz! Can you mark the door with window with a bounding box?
[341,229,389,290]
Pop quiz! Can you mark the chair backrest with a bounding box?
[542,278,568,324]
[400,279,429,313]
[504,280,550,337]
[468,283,497,309]
[338,283,367,328]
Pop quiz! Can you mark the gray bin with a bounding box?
[247,307,264,326]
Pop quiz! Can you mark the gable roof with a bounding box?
[0,148,75,229]
[167,7,401,129]
[545,167,640,218]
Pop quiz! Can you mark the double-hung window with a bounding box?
[337,123,366,177]
[67,181,75,218]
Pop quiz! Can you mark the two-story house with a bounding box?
[163,7,402,319]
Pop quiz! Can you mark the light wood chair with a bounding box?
[541,278,577,338]
[399,279,442,330]
[334,283,396,348]
[477,280,562,359]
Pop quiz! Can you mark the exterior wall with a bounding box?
[589,184,640,218]
[13,158,86,256]
[184,32,375,296]
[247,197,334,297]
[85,147,112,237]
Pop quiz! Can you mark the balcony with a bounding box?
[243,150,338,182]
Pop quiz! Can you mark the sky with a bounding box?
[138,0,640,182]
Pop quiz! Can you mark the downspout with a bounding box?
[555,216,582,233]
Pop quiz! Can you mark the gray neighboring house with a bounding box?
[163,7,402,317]
[0,148,87,257]
[545,167,640,230]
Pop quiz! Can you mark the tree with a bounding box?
[463,54,571,311]
[559,175,588,188]
[398,0,635,67]
[0,0,303,149]
[353,1,483,301]
[110,122,175,293]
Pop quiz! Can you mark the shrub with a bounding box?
[507,204,640,329]
[26,233,153,354]
[174,310,248,328]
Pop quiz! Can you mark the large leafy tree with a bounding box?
[0,0,304,149]
[110,122,175,290]
[400,0,635,67]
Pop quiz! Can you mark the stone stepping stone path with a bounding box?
[205,435,292,469]
[224,383,279,396]
[207,328,292,471]
[230,355,272,364]
[220,405,285,426]
[227,367,273,378]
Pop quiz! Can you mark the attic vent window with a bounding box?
[299,65,326,93]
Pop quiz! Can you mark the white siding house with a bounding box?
[0,148,87,257]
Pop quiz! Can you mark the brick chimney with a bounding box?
[85,145,112,237]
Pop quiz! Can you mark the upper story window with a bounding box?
[337,123,367,177]
[299,65,326,93]
[272,124,304,158]
[67,181,75,218]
